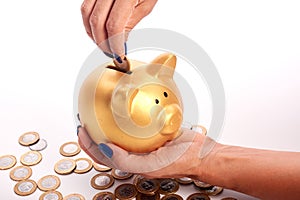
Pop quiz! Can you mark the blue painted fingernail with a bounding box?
[98,143,113,158]
[113,54,123,64]
[124,42,127,55]
[77,113,80,121]
[76,125,81,135]
[103,51,114,58]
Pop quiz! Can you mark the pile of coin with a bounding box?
[0,131,239,200]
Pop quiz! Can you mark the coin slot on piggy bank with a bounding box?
[78,53,183,153]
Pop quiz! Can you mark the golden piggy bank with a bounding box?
[78,53,183,153]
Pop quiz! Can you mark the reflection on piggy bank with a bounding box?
[78,53,183,153]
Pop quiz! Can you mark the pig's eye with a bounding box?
[163,92,168,98]
[155,99,159,104]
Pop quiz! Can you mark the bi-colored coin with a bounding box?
[91,173,114,190]
[19,131,40,146]
[20,151,42,166]
[74,158,93,174]
[158,179,179,195]
[111,169,133,180]
[114,183,138,200]
[39,190,63,200]
[10,165,32,181]
[191,125,207,135]
[193,180,212,188]
[29,139,48,151]
[0,155,17,170]
[54,158,76,175]
[93,162,112,172]
[136,192,160,200]
[93,191,116,200]
[194,185,223,196]
[136,178,159,195]
[133,175,145,185]
[59,142,81,157]
[14,179,37,196]
[161,194,183,200]
[187,193,210,200]
[37,175,61,191]
[175,177,193,185]
[63,193,85,200]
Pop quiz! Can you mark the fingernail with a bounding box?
[113,54,123,64]
[103,51,114,58]
[124,42,127,55]
[76,125,81,135]
[98,143,113,158]
[77,113,80,121]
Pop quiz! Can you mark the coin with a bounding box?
[111,169,133,180]
[39,190,63,200]
[191,125,207,135]
[59,142,81,157]
[91,173,114,190]
[194,185,223,196]
[63,193,85,200]
[54,158,76,175]
[221,198,238,200]
[19,131,40,146]
[187,193,210,200]
[0,155,17,170]
[10,165,32,181]
[136,192,160,200]
[93,191,116,200]
[93,162,112,172]
[160,194,183,200]
[114,183,138,200]
[193,180,212,188]
[20,151,42,166]
[14,179,37,196]
[158,179,179,195]
[175,177,193,185]
[74,158,93,174]
[37,175,61,191]
[133,174,144,185]
[136,178,159,195]
[29,138,48,151]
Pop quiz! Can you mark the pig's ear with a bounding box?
[147,53,177,78]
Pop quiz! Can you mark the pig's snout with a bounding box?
[160,104,182,135]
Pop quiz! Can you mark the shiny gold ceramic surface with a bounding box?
[78,53,183,153]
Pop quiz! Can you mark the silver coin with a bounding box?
[76,160,89,170]
[18,181,34,192]
[24,152,39,163]
[114,169,129,176]
[14,167,30,178]
[41,177,57,188]
[62,143,79,154]
[43,193,60,200]
[22,133,37,143]
[95,176,111,186]
[0,156,15,168]
[29,139,47,151]
[57,160,74,171]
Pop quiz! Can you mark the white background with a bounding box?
[0,0,299,199]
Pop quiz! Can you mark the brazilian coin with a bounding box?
[93,162,112,172]
[91,173,114,190]
[14,179,37,196]
[160,194,183,200]
[0,155,17,170]
[187,193,210,200]
[194,185,223,196]
[54,158,76,175]
[191,125,207,135]
[74,158,93,174]
[111,169,133,180]
[63,193,85,200]
[59,142,81,157]
[37,175,61,191]
[221,198,238,200]
[20,151,42,166]
[10,165,32,181]
[175,177,193,185]
[158,179,179,195]
[193,180,212,188]
[114,183,138,200]
[39,190,63,200]
[19,131,40,146]
[136,178,159,195]
[93,191,116,200]
[29,139,48,151]
[133,174,145,185]
[136,192,160,200]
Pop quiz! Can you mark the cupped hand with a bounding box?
[81,0,157,58]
